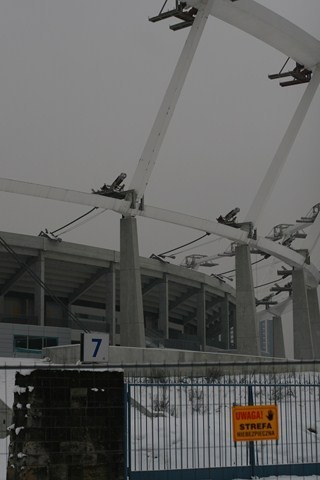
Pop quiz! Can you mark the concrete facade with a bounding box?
[0,323,71,358]
[43,343,282,369]
[0,231,238,358]
[1,230,318,360]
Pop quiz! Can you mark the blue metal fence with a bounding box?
[126,370,320,479]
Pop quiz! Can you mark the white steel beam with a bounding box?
[140,204,248,243]
[245,66,320,225]
[283,222,316,237]
[137,205,319,285]
[0,176,318,285]
[256,208,320,324]
[128,0,214,205]
[189,0,320,68]
[303,211,320,255]
[191,219,316,269]
[0,177,128,214]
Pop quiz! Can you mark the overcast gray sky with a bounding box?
[0,1,319,293]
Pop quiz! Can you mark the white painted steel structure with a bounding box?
[189,0,320,69]
[245,66,320,225]
[129,0,320,217]
[0,176,318,288]
[128,0,215,205]
[0,3,319,311]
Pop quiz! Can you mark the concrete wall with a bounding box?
[41,344,303,375]
[7,370,124,479]
[0,323,71,358]
[0,398,12,439]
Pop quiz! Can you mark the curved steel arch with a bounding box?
[0,177,318,287]
[190,0,320,68]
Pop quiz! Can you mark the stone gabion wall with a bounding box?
[7,369,124,480]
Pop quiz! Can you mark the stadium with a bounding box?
[0,0,319,364]
[0,230,243,359]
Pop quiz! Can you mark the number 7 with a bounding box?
[92,338,102,357]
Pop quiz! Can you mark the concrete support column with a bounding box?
[292,269,313,359]
[34,251,45,326]
[235,244,260,355]
[158,275,169,339]
[307,287,320,359]
[220,293,230,350]
[273,315,285,358]
[105,263,116,345]
[0,296,4,316]
[196,284,206,351]
[120,217,145,347]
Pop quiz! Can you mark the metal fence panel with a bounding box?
[127,371,320,474]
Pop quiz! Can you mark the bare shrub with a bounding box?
[188,387,207,414]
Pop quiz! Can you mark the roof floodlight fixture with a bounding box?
[91,172,139,209]
[296,202,320,223]
[211,273,233,283]
[269,59,313,87]
[216,208,240,226]
[281,230,307,249]
[149,0,198,31]
[256,294,278,307]
[266,224,294,241]
[270,282,292,295]
[249,247,270,259]
[149,253,170,264]
[91,173,127,199]
[218,242,237,257]
[159,253,176,260]
[183,254,218,269]
[38,229,62,242]
[277,267,293,279]
[290,231,307,239]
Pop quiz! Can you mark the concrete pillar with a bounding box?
[0,296,4,316]
[34,252,45,326]
[235,244,260,355]
[307,287,320,359]
[106,263,116,345]
[158,275,169,339]
[292,269,313,359]
[220,293,230,350]
[273,315,285,358]
[196,284,206,351]
[120,217,145,347]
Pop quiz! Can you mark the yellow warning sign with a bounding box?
[232,405,279,442]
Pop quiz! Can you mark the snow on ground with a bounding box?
[235,478,320,480]
[130,372,320,472]
[0,360,319,478]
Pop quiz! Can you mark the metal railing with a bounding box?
[127,369,320,476]
[0,360,320,479]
